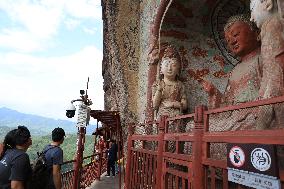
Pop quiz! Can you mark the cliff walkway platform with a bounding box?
[87,172,122,189]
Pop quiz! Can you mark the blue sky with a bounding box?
[0,0,104,121]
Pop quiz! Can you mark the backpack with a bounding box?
[29,146,57,189]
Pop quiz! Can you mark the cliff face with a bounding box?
[102,0,138,142]
[102,0,162,131]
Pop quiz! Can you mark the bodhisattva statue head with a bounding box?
[160,46,181,82]
[224,14,260,60]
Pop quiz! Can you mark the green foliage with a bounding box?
[27,134,95,163]
[0,126,15,141]
[0,107,98,172]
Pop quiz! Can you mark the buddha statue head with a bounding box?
[224,14,260,60]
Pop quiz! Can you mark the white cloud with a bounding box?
[0,46,104,120]
[64,18,81,30]
[83,27,98,35]
[0,0,103,120]
[0,29,47,53]
[0,0,102,52]
[0,0,62,38]
[64,0,102,20]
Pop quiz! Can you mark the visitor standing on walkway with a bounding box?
[43,127,65,189]
[0,126,32,189]
[106,139,118,177]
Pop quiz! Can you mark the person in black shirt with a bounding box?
[106,139,118,177]
[0,126,32,189]
[43,127,65,189]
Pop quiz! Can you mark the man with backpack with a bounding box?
[43,127,65,189]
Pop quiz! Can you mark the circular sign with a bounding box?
[229,146,245,167]
[251,148,271,171]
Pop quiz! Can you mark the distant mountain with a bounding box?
[0,107,99,138]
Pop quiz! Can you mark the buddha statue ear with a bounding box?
[278,0,284,20]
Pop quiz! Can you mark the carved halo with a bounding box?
[211,0,250,66]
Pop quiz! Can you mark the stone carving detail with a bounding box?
[152,45,188,122]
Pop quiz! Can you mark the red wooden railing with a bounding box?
[61,151,107,189]
[125,95,284,189]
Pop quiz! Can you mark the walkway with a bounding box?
[87,172,122,189]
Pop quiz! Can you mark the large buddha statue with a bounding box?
[202,14,262,109]
[153,45,188,122]
[200,15,265,132]
[201,15,263,161]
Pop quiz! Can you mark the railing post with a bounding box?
[125,123,134,189]
[73,127,86,189]
[97,151,103,181]
[156,116,166,189]
[192,105,205,189]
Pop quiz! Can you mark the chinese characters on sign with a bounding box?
[251,148,271,172]
[228,168,280,189]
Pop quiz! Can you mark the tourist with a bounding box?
[0,126,32,189]
[43,127,65,189]
[106,139,118,177]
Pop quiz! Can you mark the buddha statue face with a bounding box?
[224,21,259,58]
[161,57,180,81]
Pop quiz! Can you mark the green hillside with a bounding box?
[27,134,95,162]
[0,107,99,136]
[0,107,98,172]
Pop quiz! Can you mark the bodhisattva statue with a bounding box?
[250,0,284,98]
[249,0,284,130]
[153,45,187,123]
[152,45,187,154]
[202,14,262,109]
[250,0,284,170]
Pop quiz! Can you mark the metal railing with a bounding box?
[125,95,284,189]
[61,151,107,189]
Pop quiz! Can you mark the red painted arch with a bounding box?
[146,0,173,121]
